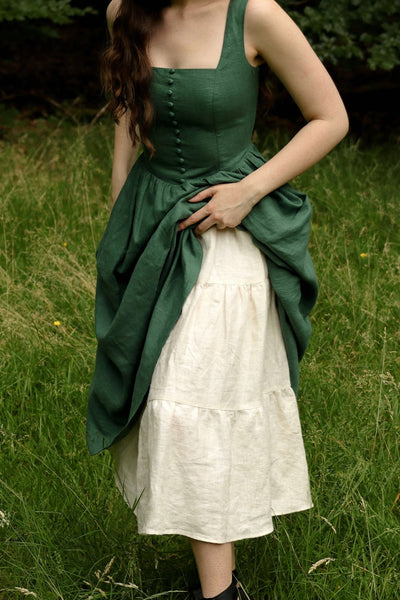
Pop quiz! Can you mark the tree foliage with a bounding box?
[0,0,399,72]
[0,0,95,25]
[284,0,400,71]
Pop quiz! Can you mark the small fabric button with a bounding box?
[179,177,185,184]
[175,128,181,135]
[176,138,182,144]
[169,68,176,74]
[168,89,173,96]
[169,111,175,118]
[172,120,178,126]
[176,147,182,154]
[179,157,185,164]
[180,167,186,173]
[168,78,174,85]
[167,101,174,107]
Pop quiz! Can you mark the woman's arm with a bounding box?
[241,0,349,201]
[111,112,141,208]
[178,0,349,234]
[106,0,141,208]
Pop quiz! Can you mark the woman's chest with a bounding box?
[148,0,230,70]
[150,67,259,132]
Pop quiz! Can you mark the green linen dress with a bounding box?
[87,0,318,539]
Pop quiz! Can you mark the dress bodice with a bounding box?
[143,0,260,183]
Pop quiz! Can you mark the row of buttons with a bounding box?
[167,68,186,184]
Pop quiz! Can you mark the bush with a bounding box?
[284,0,400,71]
[0,0,95,25]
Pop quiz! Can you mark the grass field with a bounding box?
[0,113,399,600]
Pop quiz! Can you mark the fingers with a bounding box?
[195,218,228,235]
[177,188,216,231]
[177,204,213,232]
[188,187,216,203]
[178,184,240,233]
[195,215,219,236]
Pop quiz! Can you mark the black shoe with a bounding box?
[190,572,252,600]
[203,580,238,600]
[189,585,203,600]
[189,571,236,600]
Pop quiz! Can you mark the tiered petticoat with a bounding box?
[112,226,312,543]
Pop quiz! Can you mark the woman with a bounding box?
[87,0,348,598]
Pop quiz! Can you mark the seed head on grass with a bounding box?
[13,589,38,598]
[308,557,336,574]
[0,509,10,527]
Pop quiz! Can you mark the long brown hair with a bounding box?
[102,0,169,154]
[102,0,273,154]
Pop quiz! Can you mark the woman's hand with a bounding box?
[177,181,258,235]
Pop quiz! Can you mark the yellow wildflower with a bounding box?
[62,242,67,247]
[360,253,368,259]
[53,320,61,327]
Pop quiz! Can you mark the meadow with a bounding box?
[0,112,399,600]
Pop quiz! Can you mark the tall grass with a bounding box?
[0,115,399,600]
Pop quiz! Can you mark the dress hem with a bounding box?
[135,502,314,544]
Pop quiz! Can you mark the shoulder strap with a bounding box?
[229,0,250,24]
[219,0,251,69]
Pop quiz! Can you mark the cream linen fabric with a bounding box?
[112,227,312,543]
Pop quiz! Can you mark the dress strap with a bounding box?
[219,0,253,71]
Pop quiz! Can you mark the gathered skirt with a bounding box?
[111,226,312,543]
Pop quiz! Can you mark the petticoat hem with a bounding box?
[133,502,314,544]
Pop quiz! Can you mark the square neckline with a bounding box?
[151,0,235,73]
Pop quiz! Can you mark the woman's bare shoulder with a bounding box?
[245,0,309,57]
[245,0,283,29]
[106,0,122,32]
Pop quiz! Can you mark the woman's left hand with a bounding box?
[177,181,257,235]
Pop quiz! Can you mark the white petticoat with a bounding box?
[111,227,312,543]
